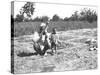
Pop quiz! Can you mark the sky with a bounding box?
[13,1,97,19]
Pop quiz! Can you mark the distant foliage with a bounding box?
[33,8,97,22]
[14,14,24,22]
[79,8,97,22]
[64,17,69,21]
[33,17,42,22]
[64,8,97,23]
[33,16,49,22]
[40,16,49,22]
[14,5,97,23]
[50,14,60,21]
[69,11,79,21]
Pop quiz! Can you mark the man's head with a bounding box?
[40,23,46,27]
[39,22,49,34]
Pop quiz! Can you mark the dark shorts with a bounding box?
[51,42,56,48]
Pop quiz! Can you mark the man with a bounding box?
[39,22,49,35]
[32,22,49,55]
[37,21,51,55]
[38,22,49,43]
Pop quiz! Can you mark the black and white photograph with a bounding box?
[11,1,98,74]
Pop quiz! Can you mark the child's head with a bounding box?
[52,28,56,34]
[46,21,49,25]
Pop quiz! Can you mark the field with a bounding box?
[14,21,97,37]
[12,21,97,74]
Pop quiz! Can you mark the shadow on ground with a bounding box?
[17,52,38,57]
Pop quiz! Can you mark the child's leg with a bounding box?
[51,42,54,53]
[54,44,57,53]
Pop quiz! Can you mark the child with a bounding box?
[50,28,57,54]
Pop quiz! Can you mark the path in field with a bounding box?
[13,28,97,74]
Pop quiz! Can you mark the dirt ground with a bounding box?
[13,28,97,74]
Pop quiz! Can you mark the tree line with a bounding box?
[12,2,97,23]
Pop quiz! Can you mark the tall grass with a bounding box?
[14,21,97,37]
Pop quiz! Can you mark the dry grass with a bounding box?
[12,28,97,74]
[14,21,97,37]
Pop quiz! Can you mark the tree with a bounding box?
[40,16,49,22]
[65,8,97,22]
[64,17,69,21]
[33,16,49,22]
[14,14,24,22]
[51,14,60,21]
[70,11,79,21]
[20,2,35,18]
[15,2,35,22]
[79,8,97,22]
[33,17,42,22]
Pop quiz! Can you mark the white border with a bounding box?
[0,0,99,75]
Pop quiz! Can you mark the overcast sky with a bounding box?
[14,1,97,19]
